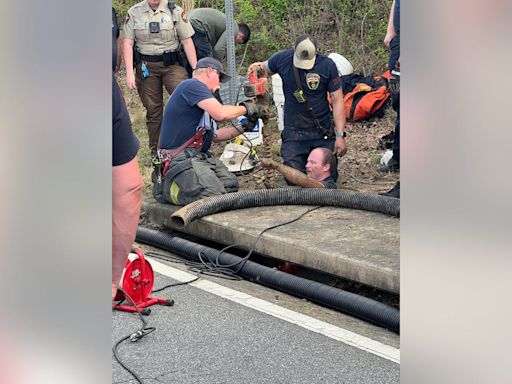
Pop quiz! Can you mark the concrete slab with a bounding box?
[142,198,399,293]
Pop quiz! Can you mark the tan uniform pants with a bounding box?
[136,61,188,155]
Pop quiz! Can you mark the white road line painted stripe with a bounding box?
[150,259,400,364]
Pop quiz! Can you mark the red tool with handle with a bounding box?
[245,67,268,97]
[113,248,174,315]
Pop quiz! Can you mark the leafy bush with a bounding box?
[113,0,391,74]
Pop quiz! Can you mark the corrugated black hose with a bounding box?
[136,227,400,333]
[170,188,400,228]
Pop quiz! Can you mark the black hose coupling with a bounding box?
[130,327,155,342]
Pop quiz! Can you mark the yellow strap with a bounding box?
[169,181,181,205]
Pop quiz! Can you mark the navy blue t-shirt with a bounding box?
[268,49,341,138]
[159,78,215,150]
[112,8,119,71]
[112,7,139,166]
[321,176,337,189]
[394,0,400,35]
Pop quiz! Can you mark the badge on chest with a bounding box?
[305,73,320,90]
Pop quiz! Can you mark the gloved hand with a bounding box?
[238,114,258,132]
[240,100,262,118]
[247,62,265,77]
[244,118,259,132]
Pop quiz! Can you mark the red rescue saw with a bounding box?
[244,66,268,98]
[112,248,173,315]
[241,66,271,130]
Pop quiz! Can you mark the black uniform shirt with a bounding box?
[112,7,139,166]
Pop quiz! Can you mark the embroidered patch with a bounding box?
[181,12,189,23]
[306,73,320,90]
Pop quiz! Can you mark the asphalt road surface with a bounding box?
[112,249,400,384]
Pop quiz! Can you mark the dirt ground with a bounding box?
[118,65,399,196]
[209,107,399,195]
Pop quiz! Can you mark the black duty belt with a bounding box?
[138,50,183,67]
[140,54,164,62]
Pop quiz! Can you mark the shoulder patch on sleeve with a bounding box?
[181,12,189,23]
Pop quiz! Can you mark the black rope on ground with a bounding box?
[151,275,200,293]
[112,288,156,384]
[113,253,202,383]
[113,206,326,382]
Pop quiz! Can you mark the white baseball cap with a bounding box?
[293,34,317,70]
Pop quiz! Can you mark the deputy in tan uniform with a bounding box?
[123,0,197,157]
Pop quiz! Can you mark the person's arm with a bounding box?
[261,159,325,188]
[123,38,136,90]
[384,0,397,48]
[115,31,123,73]
[122,11,137,89]
[197,98,247,122]
[181,37,197,69]
[213,30,228,60]
[213,126,244,142]
[213,21,240,60]
[330,88,347,157]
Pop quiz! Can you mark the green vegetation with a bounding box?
[113,0,391,73]
[112,0,394,196]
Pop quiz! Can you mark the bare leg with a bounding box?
[112,156,143,300]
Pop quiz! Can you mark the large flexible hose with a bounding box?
[136,227,400,333]
[171,188,399,228]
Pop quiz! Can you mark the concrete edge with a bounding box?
[141,200,399,293]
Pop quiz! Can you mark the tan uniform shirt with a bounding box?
[124,0,194,55]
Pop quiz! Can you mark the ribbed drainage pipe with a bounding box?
[136,226,400,333]
[171,188,399,228]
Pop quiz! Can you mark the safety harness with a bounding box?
[156,110,217,175]
[156,128,206,177]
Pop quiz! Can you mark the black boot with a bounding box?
[379,181,400,198]
[378,157,400,173]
